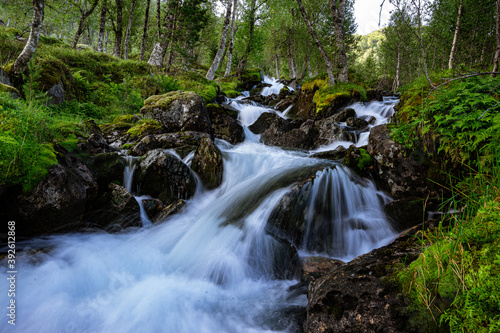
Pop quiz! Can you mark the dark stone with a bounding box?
[310,146,348,160]
[304,225,427,333]
[131,131,208,157]
[47,82,65,105]
[12,146,98,237]
[152,199,186,224]
[367,89,384,101]
[367,125,431,199]
[86,183,141,232]
[314,114,358,148]
[274,94,298,112]
[384,197,439,231]
[0,68,12,86]
[191,136,224,189]
[85,152,124,194]
[248,112,280,134]
[137,149,197,205]
[206,104,244,144]
[346,117,369,129]
[288,89,317,120]
[302,256,345,286]
[219,103,240,119]
[141,198,164,219]
[261,118,318,150]
[331,108,357,122]
[140,91,212,135]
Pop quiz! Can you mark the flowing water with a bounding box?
[1,79,398,333]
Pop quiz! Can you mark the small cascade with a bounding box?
[261,76,287,96]
[122,155,152,227]
[300,167,394,261]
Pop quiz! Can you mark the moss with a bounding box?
[121,143,136,150]
[100,122,133,133]
[312,82,367,116]
[356,148,373,170]
[0,82,19,95]
[126,119,161,138]
[113,114,138,124]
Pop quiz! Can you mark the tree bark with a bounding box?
[224,0,238,78]
[329,0,348,82]
[393,45,401,91]
[13,0,44,74]
[237,0,257,76]
[140,0,151,60]
[124,0,138,60]
[165,16,178,72]
[493,0,500,75]
[206,0,233,80]
[275,53,280,79]
[448,0,463,70]
[113,0,123,58]
[97,1,106,52]
[148,0,175,68]
[72,0,100,49]
[296,0,335,85]
[156,0,161,39]
[300,46,310,80]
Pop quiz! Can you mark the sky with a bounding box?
[354,0,396,35]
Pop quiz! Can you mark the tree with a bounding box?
[113,0,123,57]
[148,0,176,68]
[139,0,151,60]
[97,0,107,52]
[296,0,335,85]
[206,0,233,80]
[13,0,44,74]
[224,0,239,77]
[71,0,100,48]
[123,0,138,59]
[329,0,348,82]
[448,0,463,69]
[493,0,500,74]
[236,0,257,76]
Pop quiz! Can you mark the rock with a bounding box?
[86,183,141,232]
[304,225,425,333]
[47,82,65,105]
[332,107,357,122]
[288,88,316,120]
[310,146,348,160]
[367,125,431,199]
[342,146,373,175]
[206,104,244,144]
[250,82,272,96]
[85,152,124,194]
[141,198,164,219]
[0,68,11,86]
[13,146,98,237]
[346,117,369,129]
[268,236,301,280]
[278,86,293,100]
[274,94,298,112]
[384,197,440,231]
[248,112,280,134]
[219,103,240,119]
[302,256,345,286]
[367,89,384,101]
[261,118,318,150]
[137,149,197,205]
[314,115,358,147]
[140,90,212,135]
[191,136,224,189]
[152,199,186,224]
[131,131,208,157]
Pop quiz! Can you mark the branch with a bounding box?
[478,101,500,120]
[379,0,386,27]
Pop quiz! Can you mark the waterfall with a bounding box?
[123,155,152,227]
[0,83,398,333]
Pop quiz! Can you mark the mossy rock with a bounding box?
[126,119,162,139]
[0,82,19,96]
[113,114,139,124]
[342,146,373,175]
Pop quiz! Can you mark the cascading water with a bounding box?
[123,155,152,227]
[1,79,398,333]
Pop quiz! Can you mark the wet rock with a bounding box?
[86,183,141,232]
[140,90,212,135]
[85,152,124,194]
[248,112,280,134]
[137,149,197,205]
[310,146,348,160]
[12,146,98,237]
[367,125,431,199]
[331,107,357,122]
[314,116,358,147]
[274,94,298,112]
[288,89,316,120]
[219,103,240,119]
[346,117,369,129]
[152,199,186,224]
[342,146,373,176]
[384,197,440,231]
[141,198,164,219]
[131,131,208,157]
[261,118,318,150]
[302,256,345,286]
[250,82,272,96]
[0,68,11,85]
[191,136,224,189]
[206,104,244,144]
[304,225,425,333]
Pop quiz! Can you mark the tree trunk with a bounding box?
[124,0,138,60]
[72,0,100,49]
[165,17,178,72]
[224,0,238,78]
[296,0,335,85]
[13,0,44,74]
[148,1,175,68]
[493,0,500,75]
[113,0,123,58]
[415,0,433,86]
[104,31,109,52]
[237,0,257,76]
[300,47,310,80]
[275,53,280,79]
[448,0,463,70]
[393,46,401,91]
[329,0,348,82]
[97,1,106,52]
[206,0,233,80]
[156,0,161,39]
[140,0,151,60]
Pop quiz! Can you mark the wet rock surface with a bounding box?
[206,103,245,144]
[191,136,224,189]
[261,118,318,150]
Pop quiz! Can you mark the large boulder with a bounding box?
[140,90,212,135]
[132,131,208,157]
[85,183,141,232]
[304,225,425,333]
[314,115,358,147]
[11,146,98,237]
[248,112,280,134]
[288,88,317,120]
[85,152,124,194]
[191,136,224,189]
[261,118,318,150]
[367,125,431,199]
[206,104,244,144]
[137,149,197,205]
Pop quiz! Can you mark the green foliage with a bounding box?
[177,71,218,103]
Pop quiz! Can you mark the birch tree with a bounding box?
[71,0,100,48]
[493,0,500,74]
[206,0,233,80]
[329,0,348,82]
[12,0,44,74]
[448,0,463,69]
[97,0,107,52]
[139,0,151,60]
[123,0,138,60]
[224,0,239,77]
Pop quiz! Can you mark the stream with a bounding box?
[1,78,399,333]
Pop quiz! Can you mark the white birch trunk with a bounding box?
[224,0,238,78]
[206,0,232,80]
[13,0,44,74]
[493,0,500,74]
[124,0,138,60]
[448,0,463,70]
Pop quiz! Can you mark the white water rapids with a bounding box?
[1,78,398,333]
